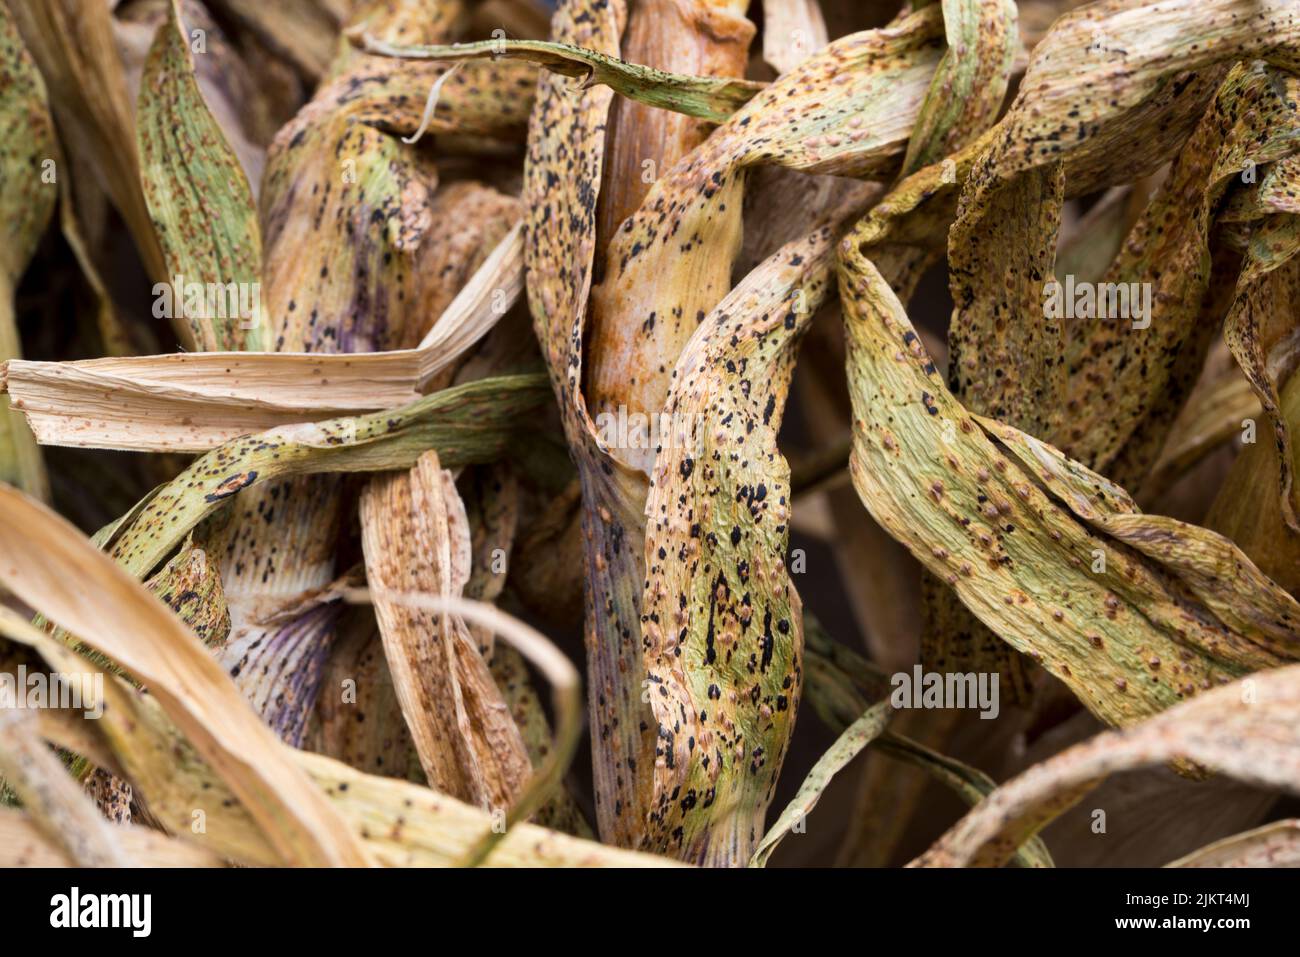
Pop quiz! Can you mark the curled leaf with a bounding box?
[913,664,1300,867]
[105,373,548,580]
[353,34,765,123]
[840,242,1300,733]
[1166,820,1300,868]
[750,700,891,868]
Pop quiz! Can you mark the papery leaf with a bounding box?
[0,488,370,866]
[595,0,755,274]
[0,686,127,867]
[4,589,671,868]
[1059,66,1300,486]
[761,0,828,74]
[852,0,1300,256]
[0,806,224,868]
[359,451,532,806]
[900,0,1018,176]
[2,222,526,451]
[1221,166,1300,531]
[8,0,167,280]
[588,6,943,432]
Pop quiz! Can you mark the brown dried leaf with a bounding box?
[913,665,1300,867]
[359,450,532,807]
[0,486,370,866]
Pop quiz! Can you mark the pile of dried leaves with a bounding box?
[1,0,1300,869]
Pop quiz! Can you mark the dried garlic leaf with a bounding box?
[1143,366,1259,504]
[1166,820,1300,868]
[878,0,1027,698]
[596,0,755,275]
[1222,168,1300,531]
[978,0,1299,193]
[353,34,765,123]
[461,464,518,656]
[137,0,268,352]
[948,161,1065,436]
[531,8,941,849]
[853,0,1300,256]
[1060,66,1300,486]
[2,222,525,451]
[225,6,520,748]
[489,643,594,837]
[0,487,370,866]
[0,688,127,867]
[523,0,651,847]
[0,806,224,868]
[4,351,423,450]
[360,451,532,807]
[927,157,1064,701]
[0,3,54,500]
[900,0,1018,176]
[840,246,1300,732]
[640,228,838,863]
[0,0,56,314]
[981,418,1300,661]
[105,373,548,580]
[8,0,167,280]
[913,664,1300,868]
[1206,365,1300,594]
[144,539,232,650]
[313,616,419,781]
[760,0,827,74]
[10,596,667,867]
[587,5,944,428]
[750,701,892,868]
[451,459,588,837]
